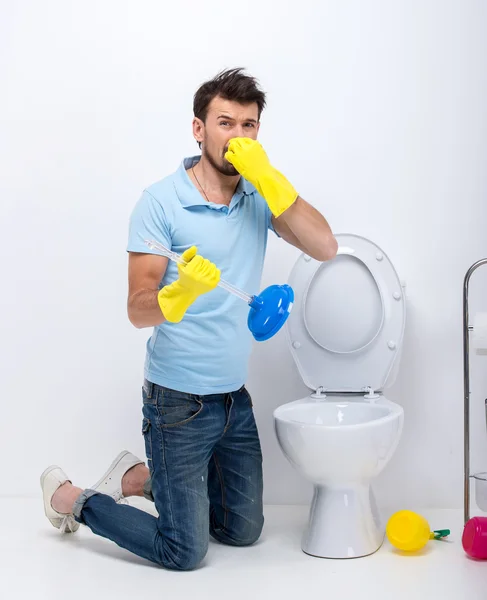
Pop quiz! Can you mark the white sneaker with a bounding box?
[40,466,80,533]
[90,451,145,502]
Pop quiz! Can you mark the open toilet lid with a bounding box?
[285,234,405,393]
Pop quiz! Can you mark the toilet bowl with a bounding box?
[273,233,406,559]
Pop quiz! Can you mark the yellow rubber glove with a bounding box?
[225,138,299,218]
[157,246,220,323]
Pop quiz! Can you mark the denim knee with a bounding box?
[154,537,209,571]
[234,515,264,547]
[212,513,264,547]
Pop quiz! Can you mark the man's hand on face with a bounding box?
[225,138,298,218]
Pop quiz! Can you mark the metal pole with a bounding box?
[463,258,487,525]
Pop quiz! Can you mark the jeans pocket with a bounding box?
[159,391,203,428]
[142,417,153,473]
[241,386,253,408]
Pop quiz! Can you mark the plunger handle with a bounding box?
[145,239,254,305]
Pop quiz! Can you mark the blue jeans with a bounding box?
[73,381,264,570]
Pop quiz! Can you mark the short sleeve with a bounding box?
[127,190,172,253]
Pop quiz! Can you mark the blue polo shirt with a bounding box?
[127,156,276,395]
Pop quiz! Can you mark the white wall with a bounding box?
[1,0,487,511]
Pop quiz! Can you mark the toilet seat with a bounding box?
[286,233,405,393]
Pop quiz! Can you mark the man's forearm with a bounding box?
[273,196,338,261]
[128,289,166,329]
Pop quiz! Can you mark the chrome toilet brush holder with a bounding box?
[463,258,487,523]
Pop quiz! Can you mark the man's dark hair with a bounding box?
[193,67,266,125]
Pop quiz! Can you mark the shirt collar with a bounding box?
[173,156,256,208]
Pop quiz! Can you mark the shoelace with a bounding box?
[59,514,77,533]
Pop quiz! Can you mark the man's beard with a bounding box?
[203,144,239,177]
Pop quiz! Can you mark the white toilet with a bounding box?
[273,233,405,559]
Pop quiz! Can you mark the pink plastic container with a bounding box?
[462,517,487,559]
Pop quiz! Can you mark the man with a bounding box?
[40,68,337,570]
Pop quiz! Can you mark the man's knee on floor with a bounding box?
[155,539,209,571]
[213,513,264,547]
[235,517,264,546]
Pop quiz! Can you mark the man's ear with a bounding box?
[192,117,204,145]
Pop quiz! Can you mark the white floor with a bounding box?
[1,499,485,599]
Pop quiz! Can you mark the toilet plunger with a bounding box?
[145,239,294,342]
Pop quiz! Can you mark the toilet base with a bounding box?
[302,483,384,559]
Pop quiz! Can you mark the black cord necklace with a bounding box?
[192,164,239,204]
